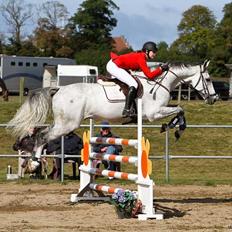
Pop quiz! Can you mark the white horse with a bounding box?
[7,60,217,160]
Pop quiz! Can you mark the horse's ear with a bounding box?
[203,60,210,71]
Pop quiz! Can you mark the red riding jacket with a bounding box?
[111,51,162,79]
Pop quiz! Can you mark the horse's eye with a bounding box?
[205,79,211,82]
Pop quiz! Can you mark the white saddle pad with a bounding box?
[100,84,125,102]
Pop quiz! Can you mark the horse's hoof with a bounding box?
[122,109,136,118]
[175,129,184,142]
[160,123,167,133]
[175,130,180,141]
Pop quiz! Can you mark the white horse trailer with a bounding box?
[43,65,98,88]
[0,54,75,94]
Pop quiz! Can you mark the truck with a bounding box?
[43,64,98,88]
[0,54,75,94]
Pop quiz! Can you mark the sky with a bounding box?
[0,0,232,50]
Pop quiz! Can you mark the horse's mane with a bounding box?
[169,61,202,69]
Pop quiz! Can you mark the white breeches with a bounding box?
[106,60,138,88]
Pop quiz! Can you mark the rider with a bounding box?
[106,41,169,118]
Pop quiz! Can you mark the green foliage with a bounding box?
[172,5,216,61]
[70,0,119,73]
[216,3,232,64]
[75,45,111,74]
[178,5,216,35]
[34,27,73,57]
[70,0,119,49]
[156,41,169,62]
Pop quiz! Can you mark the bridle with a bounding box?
[170,65,217,100]
[143,64,216,100]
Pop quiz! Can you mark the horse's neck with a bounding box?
[148,71,181,91]
[168,66,198,90]
[117,66,198,95]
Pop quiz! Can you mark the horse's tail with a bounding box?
[7,88,58,139]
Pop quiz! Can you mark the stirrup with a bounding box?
[122,109,131,118]
[122,108,137,118]
[129,109,137,118]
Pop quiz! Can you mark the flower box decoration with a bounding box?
[112,189,142,218]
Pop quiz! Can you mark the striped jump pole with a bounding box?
[79,165,138,181]
[90,137,138,148]
[90,152,138,165]
[89,183,123,194]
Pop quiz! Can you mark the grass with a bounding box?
[0,96,232,185]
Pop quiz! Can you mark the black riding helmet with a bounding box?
[142,41,158,56]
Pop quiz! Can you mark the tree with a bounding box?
[37,1,69,29]
[207,2,232,77]
[70,0,119,50]
[178,5,216,35]
[75,45,111,74]
[0,0,33,45]
[171,5,216,59]
[156,41,169,62]
[33,1,73,57]
[217,3,232,61]
[69,0,119,73]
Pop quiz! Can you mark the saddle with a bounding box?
[97,74,143,99]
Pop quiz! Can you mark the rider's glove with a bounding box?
[160,63,169,72]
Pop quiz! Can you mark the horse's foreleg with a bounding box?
[158,106,186,140]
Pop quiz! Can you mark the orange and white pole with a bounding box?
[90,152,138,165]
[79,165,138,182]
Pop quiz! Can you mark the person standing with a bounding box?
[93,121,123,178]
[44,131,83,180]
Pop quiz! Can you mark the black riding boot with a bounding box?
[122,86,137,118]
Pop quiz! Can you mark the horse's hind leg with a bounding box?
[35,121,77,159]
[45,114,82,142]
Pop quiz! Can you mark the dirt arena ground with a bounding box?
[0,182,231,232]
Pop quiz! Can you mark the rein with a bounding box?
[135,64,215,100]
[169,67,212,99]
[148,71,170,94]
[134,73,170,95]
